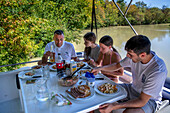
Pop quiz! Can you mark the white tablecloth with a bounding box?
[19,71,127,113]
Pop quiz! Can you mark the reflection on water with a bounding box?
[73,24,170,76]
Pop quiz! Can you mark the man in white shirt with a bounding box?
[39,30,77,65]
[92,35,167,113]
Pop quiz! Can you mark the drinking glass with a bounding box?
[36,78,49,101]
[50,45,55,62]
[42,65,50,79]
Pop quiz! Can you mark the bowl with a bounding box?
[58,75,79,87]
[32,65,42,73]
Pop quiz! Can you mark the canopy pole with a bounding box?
[91,0,97,36]
[112,0,138,35]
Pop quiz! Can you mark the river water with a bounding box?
[73,24,170,76]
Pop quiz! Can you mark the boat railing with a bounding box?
[0,52,84,68]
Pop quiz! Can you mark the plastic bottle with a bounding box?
[56,53,64,77]
[70,61,77,74]
[56,53,62,62]
[65,61,71,76]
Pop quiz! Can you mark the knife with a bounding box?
[95,78,104,80]
[32,76,42,78]
[79,76,104,80]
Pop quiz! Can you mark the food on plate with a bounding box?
[33,65,42,69]
[25,72,34,76]
[66,85,91,99]
[58,75,79,87]
[79,69,92,75]
[98,83,117,94]
[77,62,85,67]
[52,65,57,69]
[26,80,36,84]
[50,58,55,63]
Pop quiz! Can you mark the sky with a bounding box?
[113,0,170,9]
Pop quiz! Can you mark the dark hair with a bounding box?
[125,35,151,55]
[99,35,118,53]
[54,30,64,35]
[84,47,91,59]
[83,32,96,43]
[84,32,96,58]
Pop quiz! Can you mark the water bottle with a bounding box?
[56,53,64,77]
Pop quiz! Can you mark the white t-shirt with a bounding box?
[120,51,167,104]
[44,41,77,62]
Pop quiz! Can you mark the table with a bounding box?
[19,70,127,113]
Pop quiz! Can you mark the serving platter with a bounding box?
[18,70,42,79]
[66,86,95,101]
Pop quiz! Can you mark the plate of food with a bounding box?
[94,82,119,96]
[78,69,92,79]
[19,70,41,79]
[77,62,86,67]
[58,75,79,87]
[32,65,42,73]
[49,64,57,71]
[66,85,95,100]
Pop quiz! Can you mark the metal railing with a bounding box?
[0,52,84,68]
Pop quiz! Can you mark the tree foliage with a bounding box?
[0,0,169,72]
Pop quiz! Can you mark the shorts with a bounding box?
[119,84,158,113]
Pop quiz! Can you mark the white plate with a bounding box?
[67,87,95,100]
[18,70,42,79]
[94,82,120,96]
[49,64,57,71]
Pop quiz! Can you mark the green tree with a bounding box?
[0,0,91,72]
[149,7,164,24]
[161,6,170,23]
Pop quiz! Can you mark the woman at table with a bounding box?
[89,35,123,83]
[83,32,100,62]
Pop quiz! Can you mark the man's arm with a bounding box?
[92,62,123,75]
[99,92,151,112]
[38,51,52,65]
